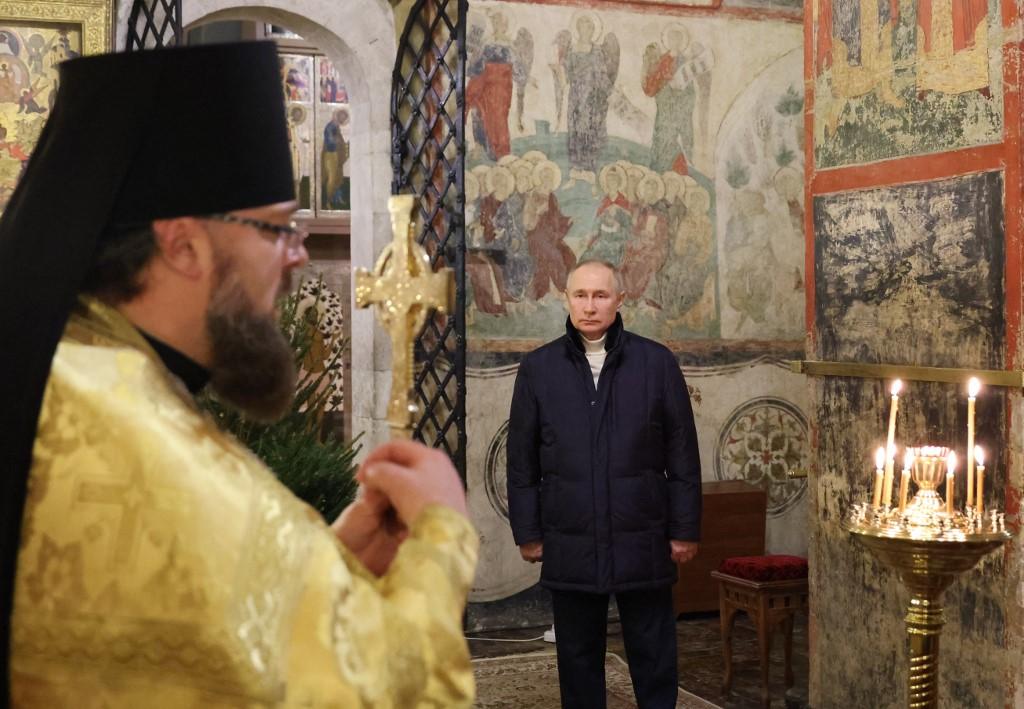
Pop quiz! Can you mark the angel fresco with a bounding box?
[24,34,45,75]
[466,10,534,161]
[642,24,713,174]
[552,12,619,187]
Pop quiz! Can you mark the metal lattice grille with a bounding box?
[126,0,183,50]
[392,0,467,478]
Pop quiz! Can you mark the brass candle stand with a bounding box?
[845,449,1011,709]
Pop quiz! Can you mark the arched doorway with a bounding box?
[116,0,398,448]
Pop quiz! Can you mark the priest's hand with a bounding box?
[332,485,408,577]
[670,540,699,564]
[519,541,542,563]
[357,439,468,526]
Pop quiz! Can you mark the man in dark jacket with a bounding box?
[507,259,701,709]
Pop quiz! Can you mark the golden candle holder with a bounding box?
[846,446,1011,709]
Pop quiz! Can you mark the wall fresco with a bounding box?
[814,171,1004,369]
[813,0,1003,168]
[464,0,807,632]
[715,48,805,340]
[466,1,803,343]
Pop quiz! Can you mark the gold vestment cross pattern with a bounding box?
[355,195,454,438]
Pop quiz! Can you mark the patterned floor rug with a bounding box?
[473,651,723,708]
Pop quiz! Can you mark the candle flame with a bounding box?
[974,446,984,467]
[891,379,902,396]
[947,450,957,473]
[968,377,981,398]
[903,451,914,471]
[875,447,885,470]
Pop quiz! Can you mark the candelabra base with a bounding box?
[846,522,1009,708]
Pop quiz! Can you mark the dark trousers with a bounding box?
[550,585,678,709]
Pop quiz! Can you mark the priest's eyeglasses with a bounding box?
[205,213,308,254]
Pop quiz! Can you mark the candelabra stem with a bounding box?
[848,529,1008,709]
[905,589,944,708]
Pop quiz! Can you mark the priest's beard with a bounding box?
[206,260,296,423]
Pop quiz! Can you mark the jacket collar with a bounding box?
[565,312,624,354]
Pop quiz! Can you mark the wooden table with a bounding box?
[672,480,767,615]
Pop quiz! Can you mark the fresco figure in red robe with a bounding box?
[524,160,575,300]
[466,11,533,161]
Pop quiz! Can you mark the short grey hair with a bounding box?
[568,258,624,293]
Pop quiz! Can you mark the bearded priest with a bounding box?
[0,42,477,708]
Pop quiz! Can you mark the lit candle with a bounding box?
[883,444,897,508]
[946,450,957,515]
[967,377,980,507]
[873,447,885,509]
[898,450,913,513]
[975,446,985,516]
[883,380,901,508]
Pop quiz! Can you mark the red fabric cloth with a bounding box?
[719,555,808,582]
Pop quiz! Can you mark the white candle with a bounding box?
[946,451,957,515]
[883,444,897,508]
[975,446,985,516]
[883,380,901,507]
[899,451,913,513]
[967,378,980,507]
[873,447,885,509]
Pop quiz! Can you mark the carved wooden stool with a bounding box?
[711,555,809,707]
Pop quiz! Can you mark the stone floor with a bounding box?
[468,611,809,709]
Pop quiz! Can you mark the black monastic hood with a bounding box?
[0,42,295,703]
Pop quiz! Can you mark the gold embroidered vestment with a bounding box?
[11,298,478,707]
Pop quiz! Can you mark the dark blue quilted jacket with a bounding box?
[507,314,702,593]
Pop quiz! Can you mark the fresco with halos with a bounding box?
[0,23,81,213]
[464,2,808,624]
[466,1,803,344]
[813,0,1002,168]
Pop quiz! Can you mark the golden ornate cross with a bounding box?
[355,195,454,438]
